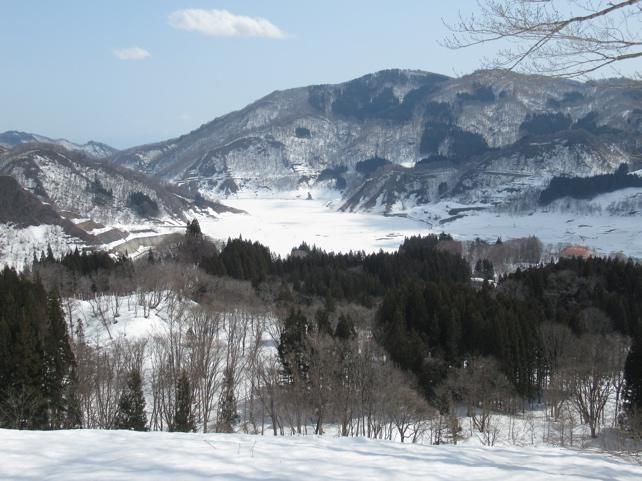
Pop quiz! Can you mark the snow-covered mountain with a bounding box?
[111,69,642,215]
[0,144,240,230]
[0,176,92,239]
[0,143,244,269]
[0,130,117,159]
[0,175,95,269]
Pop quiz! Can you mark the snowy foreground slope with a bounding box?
[2,430,641,481]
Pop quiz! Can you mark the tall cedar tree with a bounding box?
[217,367,238,433]
[115,368,147,431]
[624,334,642,427]
[174,370,196,432]
[278,309,312,383]
[0,269,78,429]
[44,293,81,429]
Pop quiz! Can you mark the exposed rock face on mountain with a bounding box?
[0,130,117,159]
[0,144,239,226]
[111,69,642,214]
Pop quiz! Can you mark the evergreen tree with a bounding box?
[217,368,237,433]
[11,308,46,429]
[314,307,333,336]
[115,368,147,431]
[45,244,55,263]
[43,293,80,429]
[187,219,202,238]
[334,314,356,340]
[624,334,642,428]
[278,309,311,382]
[174,370,196,432]
[474,259,494,280]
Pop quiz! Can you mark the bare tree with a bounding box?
[385,369,436,443]
[561,333,629,438]
[92,343,128,428]
[539,322,574,420]
[305,332,341,435]
[0,386,42,430]
[148,294,190,431]
[187,307,224,433]
[445,0,642,78]
[447,356,514,434]
[254,321,285,436]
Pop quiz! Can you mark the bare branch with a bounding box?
[444,0,642,78]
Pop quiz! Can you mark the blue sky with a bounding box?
[0,1,628,148]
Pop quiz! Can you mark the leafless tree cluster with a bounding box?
[445,1,642,78]
[74,336,146,429]
[71,285,270,433]
[68,276,449,443]
[466,236,543,275]
[249,331,439,443]
[538,322,630,444]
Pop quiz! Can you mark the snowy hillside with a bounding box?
[112,69,642,218]
[0,224,85,271]
[0,144,247,270]
[1,429,640,481]
[0,146,188,225]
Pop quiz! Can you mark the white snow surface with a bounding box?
[71,294,169,345]
[0,224,84,270]
[402,201,642,259]
[1,429,640,481]
[199,193,433,257]
[197,191,642,259]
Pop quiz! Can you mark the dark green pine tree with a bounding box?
[216,368,237,433]
[334,314,356,340]
[186,219,202,239]
[43,293,81,429]
[173,370,196,432]
[115,368,147,431]
[278,309,311,382]
[11,309,46,429]
[0,269,44,429]
[624,334,642,431]
[314,307,333,336]
[45,244,55,263]
[474,259,494,280]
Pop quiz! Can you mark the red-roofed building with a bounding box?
[560,245,593,259]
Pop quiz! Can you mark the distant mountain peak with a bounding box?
[0,130,118,159]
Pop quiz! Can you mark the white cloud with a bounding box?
[113,47,151,61]
[168,9,286,39]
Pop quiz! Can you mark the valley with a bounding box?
[3,68,642,268]
[2,61,642,481]
[5,2,642,480]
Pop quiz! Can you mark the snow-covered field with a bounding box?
[3,190,641,270]
[409,204,642,259]
[198,192,642,258]
[1,429,640,481]
[199,195,433,257]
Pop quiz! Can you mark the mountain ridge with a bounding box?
[0,130,118,159]
[0,143,242,227]
[108,68,642,215]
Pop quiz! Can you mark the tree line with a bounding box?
[1,221,641,446]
